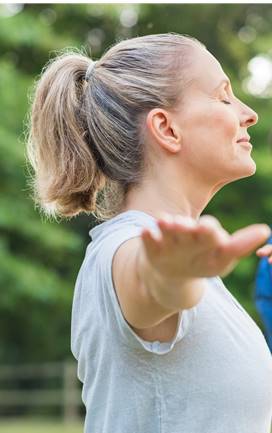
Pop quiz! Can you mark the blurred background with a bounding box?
[1,2,272,432]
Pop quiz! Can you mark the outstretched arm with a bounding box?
[139,213,271,310]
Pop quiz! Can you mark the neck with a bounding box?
[121,164,227,221]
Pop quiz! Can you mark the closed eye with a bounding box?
[222,100,231,105]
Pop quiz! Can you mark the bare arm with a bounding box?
[136,241,208,311]
[112,213,270,330]
[112,237,181,330]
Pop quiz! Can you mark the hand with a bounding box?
[141,213,271,280]
[256,244,272,264]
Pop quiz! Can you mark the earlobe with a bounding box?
[146,108,182,153]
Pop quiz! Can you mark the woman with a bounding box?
[26,33,272,433]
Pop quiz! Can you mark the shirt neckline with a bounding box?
[89,209,157,238]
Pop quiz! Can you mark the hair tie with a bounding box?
[85,61,97,82]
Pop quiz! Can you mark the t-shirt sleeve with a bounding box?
[95,225,197,355]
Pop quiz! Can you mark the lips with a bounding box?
[237,136,250,143]
[238,141,252,150]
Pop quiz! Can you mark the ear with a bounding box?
[146,108,182,153]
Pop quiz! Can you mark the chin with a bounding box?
[224,159,256,184]
[249,162,256,176]
[244,158,256,176]
[234,159,256,180]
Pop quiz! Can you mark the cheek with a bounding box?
[182,101,238,140]
[181,105,239,163]
[208,109,238,141]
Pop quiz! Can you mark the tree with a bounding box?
[1,3,272,363]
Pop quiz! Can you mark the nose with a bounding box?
[239,101,258,128]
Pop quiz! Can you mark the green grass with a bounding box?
[0,419,84,433]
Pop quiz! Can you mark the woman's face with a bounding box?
[174,46,258,187]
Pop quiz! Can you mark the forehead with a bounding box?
[188,46,229,91]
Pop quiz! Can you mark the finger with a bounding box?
[156,213,179,245]
[158,213,198,246]
[173,215,198,232]
[256,244,272,257]
[156,213,175,231]
[198,215,222,228]
[141,227,162,255]
[224,224,271,258]
[195,215,228,244]
[197,216,223,237]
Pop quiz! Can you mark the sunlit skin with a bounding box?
[122,45,272,280]
[256,244,272,264]
[170,50,258,188]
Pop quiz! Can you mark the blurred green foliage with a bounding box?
[1,3,272,364]
[0,419,83,433]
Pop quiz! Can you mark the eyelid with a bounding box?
[222,86,230,95]
[221,86,233,102]
[226,83,235,98]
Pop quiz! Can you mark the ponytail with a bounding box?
[26,49,105,220]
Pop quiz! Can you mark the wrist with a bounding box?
[136,245,206,310]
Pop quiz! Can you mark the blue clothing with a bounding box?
[71,210,272,433]
[255,235,272,352]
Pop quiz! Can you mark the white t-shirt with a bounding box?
[71,210,272,433]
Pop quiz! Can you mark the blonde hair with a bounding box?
[25,33,204,222]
